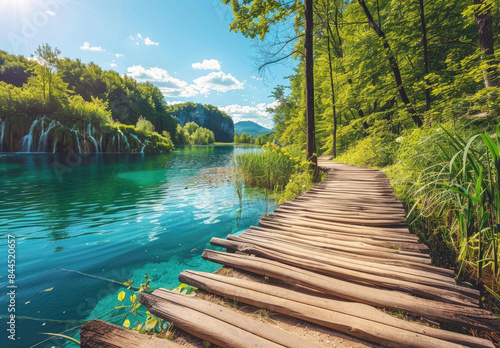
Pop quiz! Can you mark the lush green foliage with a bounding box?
[235,144,320,203]
[223,0,500,321]
[0,46,177,138]
[234,132,255,144]
[167,102,234,142]
[175,121,215,145]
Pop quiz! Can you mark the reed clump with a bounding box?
[235,144,319,204]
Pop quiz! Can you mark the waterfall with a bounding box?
[112,135,116,152]
[87,123,99,153]
[130,134,143,153]
[37,120,56,152]
[116,133,121,153]
[71,125,81,153]
[0,122,4,152]
[121,131,130,150]
[141,140,150,153]
[53,139,58,153]
[100,133,103,153]
[20,119,39,152]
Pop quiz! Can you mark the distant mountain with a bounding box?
[234,121,273,137]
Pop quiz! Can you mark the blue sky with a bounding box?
[0,0,297,128]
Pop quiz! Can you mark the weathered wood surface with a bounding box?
[140,290,314,348]
[80,319,181,348]
[179,270,494,348]
[137,158,498,348]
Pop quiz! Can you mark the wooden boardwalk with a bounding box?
[81,157,498,347]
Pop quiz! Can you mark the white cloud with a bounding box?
[125,65,197,98]
[192,59,221,71]
[115,53,124,58]
[130,33,159,46]
[219,101,277,128]
[193,71,244,94]
[166,100,185,106]
[45,11,55,16]
[79,42,105,52]
[251,76,263,81]
[144,37,159,46]
[126,65,245,98]
[110,63,117,67]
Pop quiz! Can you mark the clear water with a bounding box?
[0,146,275,348]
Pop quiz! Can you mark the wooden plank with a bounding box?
[180,270,494,348]
[213,237,478,306]
[150,289,315,348]
[219,235,479,300]
[258,219,425,246]
[239,228,431,264]
[250,223,430,253]
[245,226,456,280]
[139,292,304,348]
[246,226,454,281]
[202,250,499,330]
[80,319,180,348]
[278,204,407,219]
[263,215,420,240]
[244,227,426,260]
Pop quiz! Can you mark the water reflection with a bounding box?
[0,146,275,348]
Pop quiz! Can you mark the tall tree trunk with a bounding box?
[419,0,431,111]
[358,0,423,127]
[327,35,337,158]
[305,0,317,171]
[474,0,498,87]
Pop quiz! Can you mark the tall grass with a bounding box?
[439,126,500,281]
[388,124,500,313]
[235,147,297,190]
[234,145,319,204]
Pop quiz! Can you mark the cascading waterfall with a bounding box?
[116,133,121,153]
[53,138,58,153]
[130,134,143,153]
[100,133,103,153]
[0,122,5,152]
[121,131,130,150]
[141,140,150,153]
[71,125,81,153]
[87,123,99,153]
[112,135,116,152]
[20,119,40,152]
[37,120,57,152]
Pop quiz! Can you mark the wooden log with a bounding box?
[222,234,478,299]
[263,215,418,240]
[213,237,478,306]
[250,223,430,253]
[149,289,314,348]
[245,227,456,281]
[201,250,499,330]
[80,319,181,348]
[240,228,430,264]
[140,292,286,348]
[275,207,408,225]
[245,227,425,260]
[179,271,494,348]
[284,201,407,215]
[247,225,424,255]
[278,203,407,219]
[258,219,424,246]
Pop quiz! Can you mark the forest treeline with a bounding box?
[0,47,233,150]
[224,0,500,328]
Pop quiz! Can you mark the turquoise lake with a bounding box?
[0,146,276,348]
